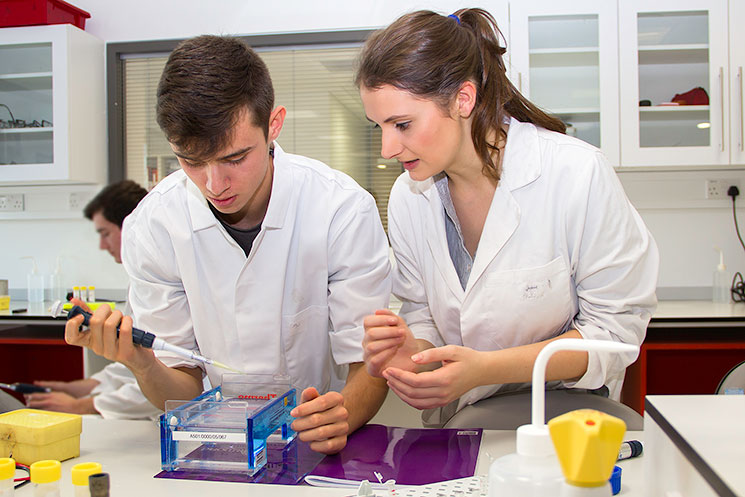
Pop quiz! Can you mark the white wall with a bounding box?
[0,0,742,299]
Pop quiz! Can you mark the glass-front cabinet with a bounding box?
[730,0,745,165]
[0,24,104,183]
[619,0,729,166]
[510,1,620,166]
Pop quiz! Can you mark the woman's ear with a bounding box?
[455,81,477,118]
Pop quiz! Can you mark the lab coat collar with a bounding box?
[410,117,541,200]
[417,117,542,297]
[186,142,291,232]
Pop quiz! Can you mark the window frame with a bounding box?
[106,30,374,183]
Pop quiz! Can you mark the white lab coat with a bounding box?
[389,118,658,418]
[89,362,162,420]
[121,144,391,393]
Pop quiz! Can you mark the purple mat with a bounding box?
[154,440,325,485]
[309,424,482,486]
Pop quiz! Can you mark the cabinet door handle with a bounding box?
[720,66,725,152]
[739,66,744,152]
[518,71,523,93]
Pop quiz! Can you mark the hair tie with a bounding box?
[447,14,461,25]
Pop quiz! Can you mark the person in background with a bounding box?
[25,180,162,420]
[65,36,391,453]
[358,8,659,426]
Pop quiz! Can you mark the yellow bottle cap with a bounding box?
[548,409,626,487]
[71,462,102,486]
[0,458,14,480]
[30,460,61,484]
[73,286,80,290]
[89,286,95,290]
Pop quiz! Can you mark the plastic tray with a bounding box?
[0,0,91,29]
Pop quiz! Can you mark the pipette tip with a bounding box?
[212,361,243,373]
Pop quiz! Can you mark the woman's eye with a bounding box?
[395,122,410,131]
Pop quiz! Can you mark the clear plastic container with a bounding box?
[71,462,102,497]
[160,374,297,476]
[0,457,14,496]
[30,460,61,497]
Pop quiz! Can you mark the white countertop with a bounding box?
[14,417,645,496]
[645,395,745,496]
[653,301,745,319]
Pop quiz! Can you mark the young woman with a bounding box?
[358,8,659,426]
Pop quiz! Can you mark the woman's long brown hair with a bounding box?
[356,8,565,182]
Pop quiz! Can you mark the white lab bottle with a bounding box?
[30,460,61,497]
[49,257,65,302]
[22,257,45,303]
[87,286,96,303]
[713,248,729,303]
[71,462,102,497]
[0,457,14,496]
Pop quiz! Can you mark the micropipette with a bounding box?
[0,382,51,394]
[50,300,241,373]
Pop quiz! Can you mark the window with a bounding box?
[108,33,401,230]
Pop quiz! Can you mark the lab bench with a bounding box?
[621,301,745,414]
[2,300,744,416]
[11,416,647,496]
[0,301,98,405]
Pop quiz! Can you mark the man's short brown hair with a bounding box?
[156,35,275,161]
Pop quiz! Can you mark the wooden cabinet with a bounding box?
[621,312,745,414]
[0,24,105,184]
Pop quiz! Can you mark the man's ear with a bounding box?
[267,106,287,142]
[454,81,477,119]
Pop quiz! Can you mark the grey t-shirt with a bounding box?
[209,204,261,257]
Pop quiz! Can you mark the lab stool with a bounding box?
[443,388,644,431]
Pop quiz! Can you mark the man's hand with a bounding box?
[24,392,99,415]
[290,387,349,454]
[383,345,486,410]
[64,300,155,375]
[363,309,425,377]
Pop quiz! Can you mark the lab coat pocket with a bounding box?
[281,305,330,391]
[479,257,573,349]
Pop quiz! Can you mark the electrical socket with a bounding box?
[0,194,24,212]
[706,179,740,199]
[69,192,85,210]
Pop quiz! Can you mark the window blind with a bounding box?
[123,44,400,231]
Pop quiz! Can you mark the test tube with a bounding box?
[87,286,96,303]
[0,458,14,496]
[30,460,61,497]
[73,286,80,300]
[80,286,89,303]
[71,462,102,497]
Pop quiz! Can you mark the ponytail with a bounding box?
[357,8,565,182]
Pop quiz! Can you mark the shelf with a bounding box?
[0,127,53,134]
[530,49,598,68]
[638,44,708,65]
[529,47,599,55]
[551,107,600,115]
[639,105,709,113]
[0,73,53,92]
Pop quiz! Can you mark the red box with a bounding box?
[0,0,91,30]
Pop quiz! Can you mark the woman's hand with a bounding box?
[362,309,424,377]
[383,345,486,410]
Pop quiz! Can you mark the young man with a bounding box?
[27,181,162,420]
[65,36,391,454]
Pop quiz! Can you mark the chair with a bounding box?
[0,390,25,414]
[716,360,745,394]
[443,389,644,431]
